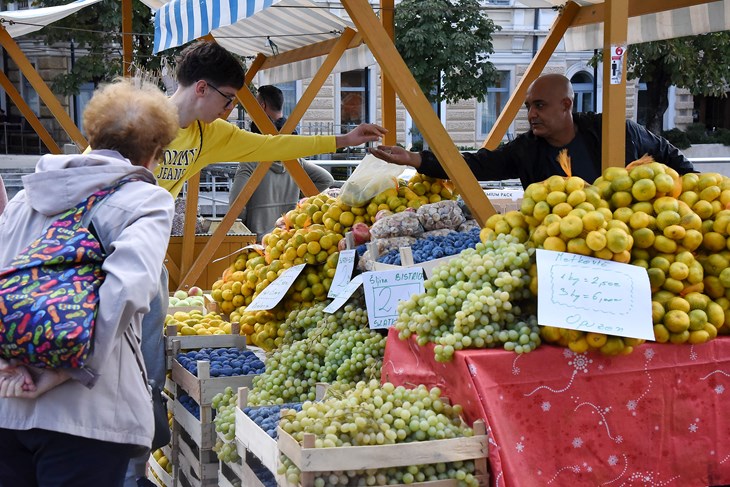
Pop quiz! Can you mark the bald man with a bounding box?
[371,73,694,189]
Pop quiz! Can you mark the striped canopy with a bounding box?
[143,0,375,83]
[518,0,730,51]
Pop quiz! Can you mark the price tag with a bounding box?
[245,263,307,311]
[536,249,653,340]
[362,268,425,330]
[324,274,363,314]
[328,249,356,298]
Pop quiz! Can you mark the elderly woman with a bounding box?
[0,79,178,487]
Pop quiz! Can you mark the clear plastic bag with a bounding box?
[370,211,424,239]
[339,154,405,207]
[417,200,465,231]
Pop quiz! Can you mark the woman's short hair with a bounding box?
[83,78,178,166]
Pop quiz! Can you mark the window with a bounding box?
[76,82,95,133]
[339,69,368,133]
[478,71,510,138]
[571,72,594,113]
[276,81,297,118]
[20,62,39,116]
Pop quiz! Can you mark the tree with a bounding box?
[34,0,171,96]
[394,0,501,106]
[627,32,730,135]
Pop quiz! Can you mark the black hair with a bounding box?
[176,41,245,90]
[257,85,284,112]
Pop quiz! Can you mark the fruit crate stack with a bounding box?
[169,339,264,487]
[147,445,174,487]
[276,419,489,487]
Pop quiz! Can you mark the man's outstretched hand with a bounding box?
[369,145,423,169]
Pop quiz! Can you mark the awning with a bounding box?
[142,0,376,83]
[518,0,730,51]
[0,0,102,38]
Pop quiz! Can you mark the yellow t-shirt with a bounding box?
[157,119,336,198]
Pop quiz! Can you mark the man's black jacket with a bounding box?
[419,112,695,189]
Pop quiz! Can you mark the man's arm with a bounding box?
[626,120,696,174]
[301,160,335,192]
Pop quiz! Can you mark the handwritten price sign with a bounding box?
[362,268,425,329]
[536,250,654,340]
[246,264,307,311]
[328,249,356,298]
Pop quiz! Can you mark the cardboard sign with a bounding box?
[324,274,364,314]
[328,249,357,298]
[245,263,307,311]
[362,268,425,330]
[536,249,654,340]
[610,44,626,85]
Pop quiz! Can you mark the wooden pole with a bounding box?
[121,0,133,77]
[380,0,397,145]
[601,0,629,170]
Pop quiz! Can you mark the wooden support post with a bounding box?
[482,2,580,150]
[180,172,200,284]
[380,0,397,145]
[342,0,495,225]
[0,70,60,154]
[121,0,133,77]
[601,0,629,170]
[0,26,87,151]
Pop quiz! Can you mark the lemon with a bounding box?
[631,179,657,201]
[664,309,690,333]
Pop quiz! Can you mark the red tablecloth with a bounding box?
[382,328,730,487]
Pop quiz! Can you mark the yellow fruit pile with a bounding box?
[152,448,173,476]
[408,173,457,203]
[164,310,233,336]
[238,306,288,351]
[479,210,529,244]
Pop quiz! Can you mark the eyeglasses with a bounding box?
[206,82,236,107]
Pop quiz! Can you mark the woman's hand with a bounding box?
[369,145,423,169]
[335,123,388,148]
[0,359,70,399]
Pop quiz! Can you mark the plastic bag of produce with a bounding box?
[458,219,481,232]
[417,200,465,231]
[339,154,405,207]
[370,236,417,255]
[370,211,424,239]
[421,229,453,238]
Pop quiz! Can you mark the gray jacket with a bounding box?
[0,151,173,449]
[229,160,333,239]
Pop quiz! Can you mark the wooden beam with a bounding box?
[572,0,717,28]
[244,53,267,86]
[122,0,133,77]
[164,251,181,290]
[179,163,271,290]
[0,27,87,151]
[180,172,200,283]
[380,0,397,145]
[0,70,60,153]
[342,0,496,225]
[259,34,364,71]
[601,0,629,170]
[482,2,580,149]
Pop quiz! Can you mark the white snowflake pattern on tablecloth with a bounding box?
[516,441,524,453]
[541,401,551,412]
[615,435,624,444]
[716,385,725,394]
[608,455,619,466]
[688,418,700,433]
[512,354,521,375]
[601,453,629,486]
[572,437,584,448]
[623,348,655,416]
[546,464,582,484]
[575,401,618,441]
[622,470,680,485]
[524,351,591,396]
[467,363,477,376]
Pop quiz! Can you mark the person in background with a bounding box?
[229,85,334,240]
[159,40,385,198]
[0,175,7,214]
[0,79,178,487]
[371,73,694,189]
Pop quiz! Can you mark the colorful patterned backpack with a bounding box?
[0,179,133,368]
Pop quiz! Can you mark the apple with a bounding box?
[173,290,188,300]
[188,286,203,297]
[168,297,180,306]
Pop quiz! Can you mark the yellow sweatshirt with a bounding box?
[156,119,336,198]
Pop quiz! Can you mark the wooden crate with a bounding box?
[165,324,245,370]
[219,453,275,487]
[370,245,456,279]
[147,445,174,487]
[173,396,216,451]
[173,421,218,487]
[277,420,489,487]
[169,344,257,406]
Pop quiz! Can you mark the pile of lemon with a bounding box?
[151,448,173,476]
[164,310,233,336]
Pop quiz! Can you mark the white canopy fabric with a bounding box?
[0,0,102,39]
[518,0,730,51]
[141,0,376,83]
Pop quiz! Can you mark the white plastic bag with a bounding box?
[339,154,404,207]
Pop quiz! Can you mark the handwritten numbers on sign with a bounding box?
[362,269,425,330]
[536,250,654,340]
[245,263,307,311]
[328,249,356,298]
[324,274,364,314]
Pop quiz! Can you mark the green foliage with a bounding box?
[34,0,173,96]
[394,0,501,104]
[685,123,712,144]
[627,32,730,98]
[660,128,691,150]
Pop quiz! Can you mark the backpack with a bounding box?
[0,178,134,368]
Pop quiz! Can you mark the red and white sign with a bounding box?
[610,44,626,84]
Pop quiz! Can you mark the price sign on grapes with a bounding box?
[328,249,357,298]
[324,274,363,314]
[362,268,425,329]
[536,250,654,340]
[246,263,307,311]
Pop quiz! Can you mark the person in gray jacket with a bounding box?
[229,85,334,240]
[0,79,178,486]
